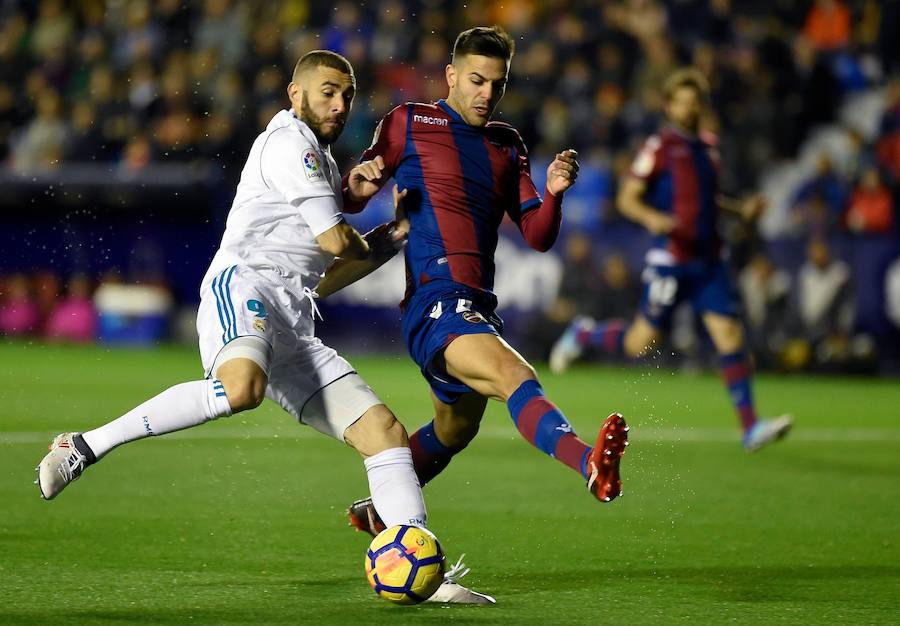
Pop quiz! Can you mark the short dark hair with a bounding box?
[662,67,709,102]
[452,26,515,65]
[292,50,355,85]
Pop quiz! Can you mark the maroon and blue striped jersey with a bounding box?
[345,99,561,302]
[629,127,722,263]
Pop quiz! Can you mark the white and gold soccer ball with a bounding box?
[364,524,445,604]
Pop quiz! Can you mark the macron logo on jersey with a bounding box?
[413,114,449,127]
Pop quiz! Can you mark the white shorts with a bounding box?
[197,265,382,440]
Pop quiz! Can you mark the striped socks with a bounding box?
[717,350,758,432]
[578,319,627,355]
[506,380,591,479]
[408,420,464,486]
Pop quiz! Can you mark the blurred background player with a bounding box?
[550,68,792,452]
[317,26,629,538]
[34,49,453,593]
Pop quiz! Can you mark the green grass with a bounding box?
[1,341,898,625]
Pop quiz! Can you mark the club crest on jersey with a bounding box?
[462,310,485,324]
[302,148,323,181]
[253,318,267,332]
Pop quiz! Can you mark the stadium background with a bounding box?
[1,0,900,374]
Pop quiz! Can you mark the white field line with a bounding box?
[2,425,899,445]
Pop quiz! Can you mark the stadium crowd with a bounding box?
[2,0,900,371]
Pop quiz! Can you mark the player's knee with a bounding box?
[717,324,744,353]
[626,325,658,357]
[345,405,409,455]
[497,360,537,399]
[221,377,266,413]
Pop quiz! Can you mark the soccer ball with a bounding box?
[364,524,445,604]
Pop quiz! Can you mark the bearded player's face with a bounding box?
[289,66,355,145]
[446,54,508,127]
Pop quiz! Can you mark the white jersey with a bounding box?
[202,109,344,301]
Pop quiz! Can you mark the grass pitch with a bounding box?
[1,341,898,625]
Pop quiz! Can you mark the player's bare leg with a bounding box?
[703,312,792,450]
[215,358,268,412]
[622,315,662,358]
[443,333,627,501]
[550,313,661,373]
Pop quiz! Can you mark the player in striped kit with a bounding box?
[323,27,629,541]
[549,68,792,451]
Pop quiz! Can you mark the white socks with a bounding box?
[364,447,427,528]
[81,379,233,460]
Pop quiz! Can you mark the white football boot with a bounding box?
[742,415,793,452]
[549,316,594,374]
[426,555,496,604]
[36,432,89,500]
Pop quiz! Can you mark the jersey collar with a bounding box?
[436,99,466,125]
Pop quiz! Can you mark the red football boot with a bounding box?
[586,412,628,502]
[347,497,385,537]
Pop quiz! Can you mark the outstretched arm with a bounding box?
[517,150,579,252]
[617,176,675,235]
[719,193,767,222]
[316,187,409,298]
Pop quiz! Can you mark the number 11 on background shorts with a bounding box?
[639,258,741,330]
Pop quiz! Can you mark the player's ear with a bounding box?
[445,63,456,89]
[287,82,301,108]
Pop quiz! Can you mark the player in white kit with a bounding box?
[35,50,493,604]
[36,50,428,552]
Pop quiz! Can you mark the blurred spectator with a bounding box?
[66,101,108,162]
[194,0,246,68]
[796,239,853,344]
[791,154,848,238]
[844,167,895,234]
[33,270,61,321]
[557,234,606,319]
[739,253,792,364]
[595,251,641,322]
[120,134,153,174]
[30,0,75,61]
[802,0,851,52]
[11,89,68,171]
[45,275,97,343]
[0,274,41,336]
[877,78,900,183]
[113,0,164,68]
[523,232,604,356]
